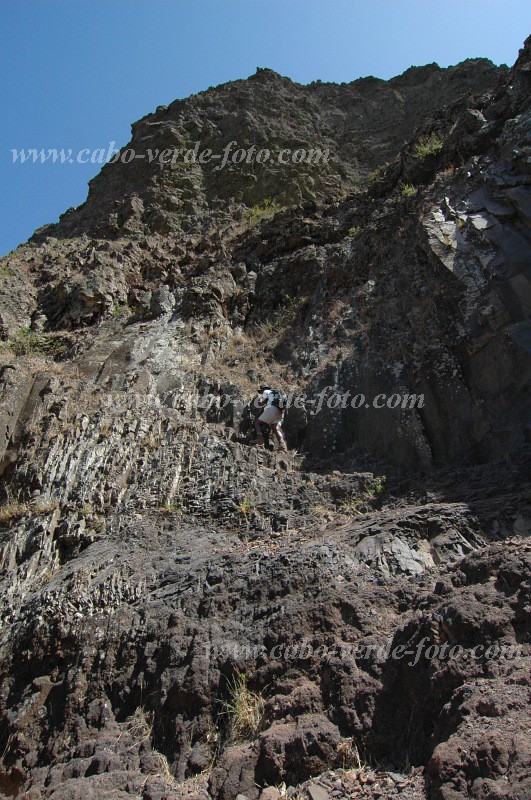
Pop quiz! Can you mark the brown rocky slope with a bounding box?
[0,38,529,800]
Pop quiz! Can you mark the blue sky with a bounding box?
[0,1,529,256]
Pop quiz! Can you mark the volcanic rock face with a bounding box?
[32,56,504,241]
[0,38,530,800]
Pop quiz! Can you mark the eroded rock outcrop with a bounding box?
[0,37,529,800]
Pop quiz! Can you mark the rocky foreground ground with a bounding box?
[0,36,529,800]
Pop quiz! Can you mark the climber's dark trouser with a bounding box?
[254,418,287,450]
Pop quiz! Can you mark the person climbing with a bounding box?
[249,385,288,452]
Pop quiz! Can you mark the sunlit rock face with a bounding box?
[0,37,529,800]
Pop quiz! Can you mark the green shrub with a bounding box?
[239,498,253,517]
[8,328,42,356]
[413,134,443,159]
[242,198,286,226]
[399,183,416,199]
[374,475,387,494]
[112,301,131,318]
[368,166,385,183]
[161,501,182,515]
[7,327,69,360]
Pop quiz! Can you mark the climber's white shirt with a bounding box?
[258,390,283,425]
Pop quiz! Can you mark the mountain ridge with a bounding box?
[25,53,505,241]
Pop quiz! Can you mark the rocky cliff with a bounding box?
[0,39,529,800]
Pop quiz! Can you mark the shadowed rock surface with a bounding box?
[0,37,530,800]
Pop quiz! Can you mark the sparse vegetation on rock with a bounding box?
[413,133,444,158]
[0,37,530,800]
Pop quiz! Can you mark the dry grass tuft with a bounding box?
[0,494,60,526]
[124,708,176,785]
[124,706,153,747]
[337,738,364,770]
[222,673,265,742]
[33,499,60,515]
[140,434,160,450]
[0,501,29,525]
[146,750,174,783]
